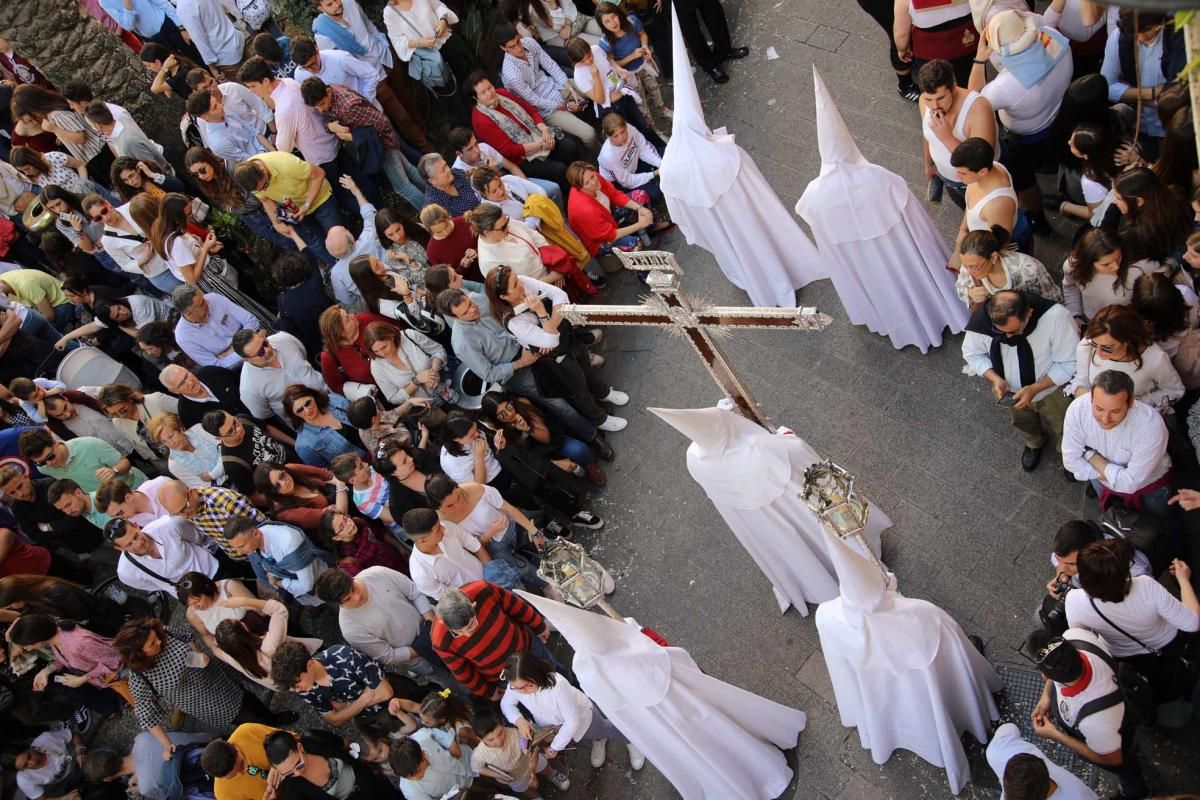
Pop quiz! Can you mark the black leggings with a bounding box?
[855,0,909,73]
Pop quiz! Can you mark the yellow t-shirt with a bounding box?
[250,151,332,215]
[214,723,278,800]
[1,269,68,309]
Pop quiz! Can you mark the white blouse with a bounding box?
[477,218,551,282]
[383,0,458,62]
[1066,340,1184,410]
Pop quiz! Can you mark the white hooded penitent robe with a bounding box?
[795,68,968,353]
[517,591,807,800]
[651,405,889,615]
[815,526,1002,794]
[658,7,824,308]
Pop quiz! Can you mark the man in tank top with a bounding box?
[917,58,996,208]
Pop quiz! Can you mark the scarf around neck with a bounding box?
[965,291,1056,387]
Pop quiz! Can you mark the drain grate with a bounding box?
[995,662,1101,788]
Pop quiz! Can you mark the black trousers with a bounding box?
[522,133,586,197]
[673,0,732,70]
[148,16,206,68]
[855,0,909,73]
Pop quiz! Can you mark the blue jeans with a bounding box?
[487,522,548,591]
[383,150,428,210]
[309,197,345,235]
[238,208,299,251]
[557,436,592,466]
[51,302,77,331]
[506,366,597,442]
[148,270,184,294]
[21,311,67,347]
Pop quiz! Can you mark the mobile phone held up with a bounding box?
[996,391,1017,407]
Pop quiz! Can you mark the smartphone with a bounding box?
[996,392,1017,407]
[187,651,210,668]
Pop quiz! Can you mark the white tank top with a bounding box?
[922,91,982,182]
[909,0,971,29]
[966,163,1019,232]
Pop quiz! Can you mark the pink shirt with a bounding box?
[271,78,340,166]
[52,627,123,687]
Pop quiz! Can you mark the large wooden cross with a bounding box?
[560,250,833,430]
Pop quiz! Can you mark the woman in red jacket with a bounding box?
[317,306,399,401]
[469,72,585,198]
[565,161,657,257]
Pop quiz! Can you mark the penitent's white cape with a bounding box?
[795,68,968,353]
[658,8,824,308]
[517,591,807,800]
[650,405,890,615]
[815,525,1001,794]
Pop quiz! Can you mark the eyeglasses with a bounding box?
[1087,341,1116,355]
[495,403,516,421]
[294,398,316,414]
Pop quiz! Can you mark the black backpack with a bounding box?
[1052,638,1156,739]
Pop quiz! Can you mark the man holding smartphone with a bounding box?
[962,290,1079,472]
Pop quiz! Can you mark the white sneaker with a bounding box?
[590,738,607,768]
[589,352,606,367]
[586,328,605,345]
[547,770,571,790]
[627,743,645,771]
[601,388,629,406]
[597,415,627,432]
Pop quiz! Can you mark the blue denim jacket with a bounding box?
[295,393,367,468]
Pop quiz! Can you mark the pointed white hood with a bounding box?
[819,525,941,671]
[649,406,793,508]
[516,591,672,711]
[813,66,868,174]
[796,67,910,243]
[658,5,741,208]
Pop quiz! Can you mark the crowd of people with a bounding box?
[0,0,1198,797]
[0,0,738,796]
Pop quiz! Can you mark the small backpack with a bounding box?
[1053,639,1156,737]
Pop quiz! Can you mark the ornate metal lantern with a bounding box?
[801,459,889,580]
[536,539,620,619]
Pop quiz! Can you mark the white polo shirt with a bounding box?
[409,520,484,601]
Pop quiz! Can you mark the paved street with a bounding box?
[550,1,1200,798]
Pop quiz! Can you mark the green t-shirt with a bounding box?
[1,269,68,310]
[41,436,147,493]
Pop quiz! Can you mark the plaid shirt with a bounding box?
[191,486,267,559]
[324,83,400,151]
[336,519,406,576]
[500,38,569,117]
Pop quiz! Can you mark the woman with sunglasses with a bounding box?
[484,263,628,435]
[83,193,182,294]
[283,385,367,470]
[184,147,306,255]
[213,598,321,690]
[253,461,348,536]
[263,729,403,800]
[1065,304,1184,411]
[481,391,606,486]
[109,157,185,204]
[315,508,408,577]
[41,186,112,264]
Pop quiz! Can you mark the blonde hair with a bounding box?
[146,412,184,444]
[419,204,451,228]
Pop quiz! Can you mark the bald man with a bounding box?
[327,176,383,315]
[159,363,249,428]
[158,479,267,560]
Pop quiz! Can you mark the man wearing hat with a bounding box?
[969,9,1073,237]
[1027,627,1149,798]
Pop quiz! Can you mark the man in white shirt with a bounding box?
[107,516,219,595]
[176,0,246,76]
[403,508,490,601]
[225,516,332,605]
[985,723,1097,800]
[95,475,173,526]
[291,35,381,105]
[391,729,475,800]
[314,565,439,676]
[325,177,383,313]
[1028,627,1148,799]
[187,87,273,167]
[1062,370,1172,515]
[233,329,330,420]
[962,290,1079,471]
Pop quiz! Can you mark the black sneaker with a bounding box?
[897,78,920,102]
[72,707,93,734]
[1021,445,1043,472]
[570,511,604,530]
[1028,214,1054,236]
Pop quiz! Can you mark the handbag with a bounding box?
[1087,595,1199,698]
[393,11,454,93]
[234,0,271,31]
